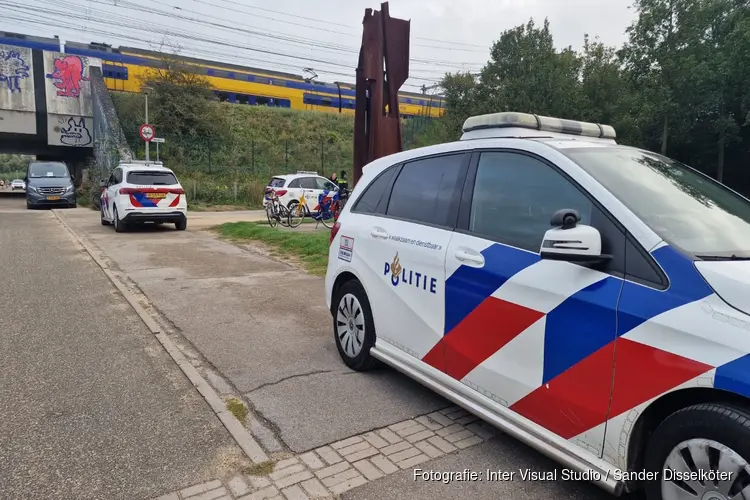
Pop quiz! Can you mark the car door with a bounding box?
[298,177,320,211]
[353,153,469,367]
[312,177,338,209]
[106,168,122,219]
[441,150,626,458]
[101,168,117,219]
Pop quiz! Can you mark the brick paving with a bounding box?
[152,406,497,500]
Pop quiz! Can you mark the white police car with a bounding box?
[325,112,750,500]
[264,171,338,211]
[100,161,187,232]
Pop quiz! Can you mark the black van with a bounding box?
[25,161,77,209]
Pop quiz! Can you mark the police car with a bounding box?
[100,161,187,232]
[265,171,339,211]
[325,112,750,500]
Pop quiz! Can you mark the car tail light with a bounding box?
[330,221,341,246]
[119,188,138,194]
[275,189,288,196]
[171,188,185,194]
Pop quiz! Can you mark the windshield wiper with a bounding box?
[696,254,750,261]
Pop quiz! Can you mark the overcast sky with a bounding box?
[0,0,637,91]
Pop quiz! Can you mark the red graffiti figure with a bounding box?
[46,56,89,97]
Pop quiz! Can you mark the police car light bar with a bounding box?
[461,112,616,141]
[120,160,164,166]
[296,170,318,175]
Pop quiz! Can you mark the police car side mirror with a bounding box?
[540,209,611,265]
[99,179,107,188]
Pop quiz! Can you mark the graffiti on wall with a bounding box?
[0,48,30,93]
[59,117,92,146]
[46,55,89,97]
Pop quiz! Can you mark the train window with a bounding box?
[228,72,235,79]
[207,69,215,76]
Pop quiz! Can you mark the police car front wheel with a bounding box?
[644,403,750,500]
[332,280,377,371]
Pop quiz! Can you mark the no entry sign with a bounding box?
[139,124,155,142]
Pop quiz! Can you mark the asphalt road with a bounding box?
[0,197,243,500]
[53,203,634,500]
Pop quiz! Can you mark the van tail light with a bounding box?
[330,221,341,246]
[275,189,288,196]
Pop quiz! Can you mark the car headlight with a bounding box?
[27,186,37,193]
[65,185,74,193]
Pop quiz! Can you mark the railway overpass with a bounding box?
[1,41,130,188]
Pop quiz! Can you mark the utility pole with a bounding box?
[142,86,153,162]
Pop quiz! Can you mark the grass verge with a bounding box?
[216,221,330,276]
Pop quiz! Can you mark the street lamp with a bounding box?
[142,86,154,161]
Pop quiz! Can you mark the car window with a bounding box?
[127,171,178,185]
[315,178,336,191]
[469,152,594,252]
[268,177,285,188]
[287,179,300,188]
[565,146,750,257]
[298,177,317,189]
[28,162,69,178]
[352,166,398,214]
[386,154,465,227]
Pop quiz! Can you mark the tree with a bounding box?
[139,46,222,163]
[475,19,583,119]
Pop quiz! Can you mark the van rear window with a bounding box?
[268,177,285,188]
[128,171,178,185]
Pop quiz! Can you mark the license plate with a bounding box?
[47,196,60,201]
[146,192,166,199]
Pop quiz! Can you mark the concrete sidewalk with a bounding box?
[54,206,623,500]
[0,203,243,500]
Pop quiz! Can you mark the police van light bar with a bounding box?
[462,112,616,140]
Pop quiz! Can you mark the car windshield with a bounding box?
[563,146,750,258]
[29,162,69,178]
[127,171,178,185]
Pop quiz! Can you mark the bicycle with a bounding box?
[264,188,291,228]
[288,189,338,228]
[91,186,103,210]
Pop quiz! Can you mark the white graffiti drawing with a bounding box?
[60,117,93,146]
[0,48,30,93]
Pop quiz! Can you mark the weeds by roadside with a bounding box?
[226,397,248,424]
[216,222,329,276]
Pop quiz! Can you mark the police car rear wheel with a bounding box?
[113,206,126,233]
[644,403,750,500]
[333,280,376,371]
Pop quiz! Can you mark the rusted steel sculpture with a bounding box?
[353,2,410,186]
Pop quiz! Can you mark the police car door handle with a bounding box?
[455,249,484,266]
[370,228,389,239]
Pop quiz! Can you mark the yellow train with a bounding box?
[0,32,444,118]
[105,47,445,118]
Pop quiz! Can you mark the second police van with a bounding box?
[325,112,750,500]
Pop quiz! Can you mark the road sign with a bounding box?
[152,137,165,143]
[139,124,155,142]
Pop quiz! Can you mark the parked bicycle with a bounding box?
[91,185,103,210]
[264,187,291,228]
[288,189,338,228]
